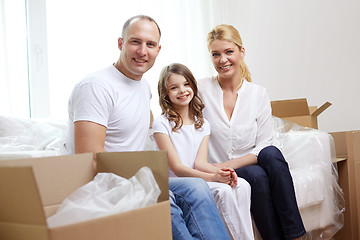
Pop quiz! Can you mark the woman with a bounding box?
[197,24,306,240]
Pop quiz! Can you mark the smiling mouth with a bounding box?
[177,94,189,100]
[220,64,231,70]
[134,58,146,63]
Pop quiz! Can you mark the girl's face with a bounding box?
[166,73,194,109]
[209,39,244,79]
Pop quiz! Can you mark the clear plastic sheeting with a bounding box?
[47,167,161,228]
[0,115,70,159]
[272,117,345,239]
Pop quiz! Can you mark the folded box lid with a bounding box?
[0,167,46,226]
[0,153,94,222]
[271,98,332,118]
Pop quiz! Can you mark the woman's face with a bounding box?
[209,39,244,79]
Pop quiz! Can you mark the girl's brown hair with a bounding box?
[158,63,204,132]
[207,24,252,82]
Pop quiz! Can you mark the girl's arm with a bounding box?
[153,132,231,184]
[195,136,237,187]
[194,136,222,173]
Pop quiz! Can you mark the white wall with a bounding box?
[3,1,359,133]
[214,0,360,132]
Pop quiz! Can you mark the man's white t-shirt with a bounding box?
[152,114,210,177]
[68,65,151,153]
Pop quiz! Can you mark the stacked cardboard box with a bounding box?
[330,131,360,240]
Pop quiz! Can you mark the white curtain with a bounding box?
[46,0,219,119]
[0,0,29,117]
[1,0,226,119]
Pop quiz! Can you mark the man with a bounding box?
[68,15,230,240]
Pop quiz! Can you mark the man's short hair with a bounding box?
[121,15,161,39]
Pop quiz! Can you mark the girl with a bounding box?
[152,63,254,240]
[198,24,306,240]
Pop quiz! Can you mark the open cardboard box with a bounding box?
[0,151,172,240]
[271,98,332,129]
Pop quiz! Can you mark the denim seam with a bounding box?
[176,192,206,240]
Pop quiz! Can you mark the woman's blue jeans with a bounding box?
[169,177,231,240]
[235,146,306,240]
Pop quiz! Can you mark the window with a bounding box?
[1,0,220,119]
[0,0,29,117]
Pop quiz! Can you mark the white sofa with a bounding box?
[0,115,344,239]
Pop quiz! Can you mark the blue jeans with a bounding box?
[169,177,231,240]
[235,146,306,240]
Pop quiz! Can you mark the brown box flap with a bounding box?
[311,102,332,117]
[0,153,94,209]
[271,98,310,118]
[96,151,169,202]
[0,167,46,225]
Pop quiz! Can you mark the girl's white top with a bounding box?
[152,114,210,177]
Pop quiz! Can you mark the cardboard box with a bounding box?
[330,131,360,240]
[271,98,332,129]
[0,151,172,240]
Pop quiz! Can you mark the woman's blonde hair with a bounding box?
[207,24,252,82]
[158,63,204,132]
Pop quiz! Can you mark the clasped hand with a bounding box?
[214,168,237,187]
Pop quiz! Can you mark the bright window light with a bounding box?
[0,0,29,117]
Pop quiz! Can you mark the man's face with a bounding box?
[118,19,161,80]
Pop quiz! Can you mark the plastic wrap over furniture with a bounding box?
[0,116,70,159]
[271,117,344,240]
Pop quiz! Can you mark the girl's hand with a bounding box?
[230,169,238,187]
[220,168,237,187]
[213,169,232,184]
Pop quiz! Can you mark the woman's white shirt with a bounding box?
[198,77,273,164]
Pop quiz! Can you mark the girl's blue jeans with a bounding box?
[169,177,231,240]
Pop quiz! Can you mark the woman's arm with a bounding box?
[213,153,258,169]
[153,133,231,184]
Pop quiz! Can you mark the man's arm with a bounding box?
[74,121,107,159]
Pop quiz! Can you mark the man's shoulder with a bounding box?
[82,65,115,81]
[75,65,128,92]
